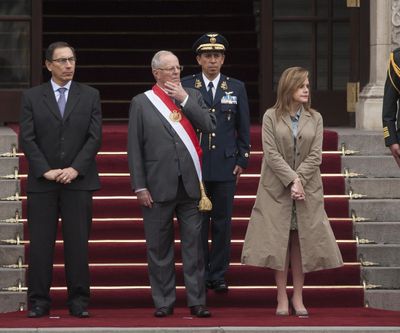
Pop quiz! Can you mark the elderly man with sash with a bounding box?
[127,50,216,318]
[383,47,400,166]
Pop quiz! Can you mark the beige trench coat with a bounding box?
[241,108,343,273]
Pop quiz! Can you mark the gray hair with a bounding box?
[151,50,176,70]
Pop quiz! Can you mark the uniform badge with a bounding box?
[195,79,202,89]
[383,126,390,139]
[207,33,218,44]
[169,110,182,122]
[220,81,228,90]
[221,91,237,105]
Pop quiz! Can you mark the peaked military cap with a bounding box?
[192,32,229,54]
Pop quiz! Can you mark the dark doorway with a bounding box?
[258,0,369,126]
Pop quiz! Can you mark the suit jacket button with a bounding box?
[211,145,216,149]
[211,108,216,113]
[211,133,216,137]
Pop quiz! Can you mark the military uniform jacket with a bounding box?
[383,47,400,146]
[181,73,250,181]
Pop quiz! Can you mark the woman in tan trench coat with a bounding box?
[241,67,343,316]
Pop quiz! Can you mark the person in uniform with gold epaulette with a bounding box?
[181,32,251,292]
[383,47,400,167]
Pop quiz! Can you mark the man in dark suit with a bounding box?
[182,33,251,292]
[383,47,400,166]
[19,41,102,318]
[127,50,216,318]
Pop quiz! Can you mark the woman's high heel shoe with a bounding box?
[275,309,290,316]
[290,301,308,317]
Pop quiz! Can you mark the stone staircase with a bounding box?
[0,126,25,313]
[337,128,400,311]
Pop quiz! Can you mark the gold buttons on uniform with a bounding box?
[211,145,216,149]
[245,152,249,157]
[210,108,216,113]
[211,133,216,137]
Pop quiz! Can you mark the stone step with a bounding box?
[0,223,23,241]
[0,268,25,289]
[347,178,400,198]
[0,292,26,313]
[362,267,400,289]
[365,290,400,311]
[0,245,24,266]
[0,180,20,199]
[357,244,400,266]
[0,127,17,154]
[0,157,19,176]
[0,201,21,221]
[354,222,400,244]
[342,156,400,177]
[334,128,386,156]
[350,199,400,222]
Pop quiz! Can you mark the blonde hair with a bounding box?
[273,67,312,119]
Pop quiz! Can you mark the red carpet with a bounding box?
[0,307,399,328]
[23,218,354,240]
[5,123,400,328]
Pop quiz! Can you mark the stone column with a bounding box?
[356,0,393,129]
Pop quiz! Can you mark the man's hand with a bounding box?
[43,169,63,181]
[164,81,188,104]
[136,189,154,208]
[389,143,400,168]
[55,167,79,184]
[233,165,244,185]
[291,177,306,201]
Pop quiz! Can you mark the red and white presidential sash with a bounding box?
[144,84,203,181]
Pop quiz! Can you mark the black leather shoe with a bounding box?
[213,280,228,293]
[190,305,211,318]
[27,306,49,318]
[205,280,214,290]
[154,306,174,317]
[69,309,90,318]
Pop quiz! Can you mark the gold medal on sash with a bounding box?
[169,110,182,122]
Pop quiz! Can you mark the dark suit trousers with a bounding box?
[27,188,92,310]
[202,180,236,282]
[142,178,206,309]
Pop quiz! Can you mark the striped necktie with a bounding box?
[207,81,214,104]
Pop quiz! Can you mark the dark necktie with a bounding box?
[207,81,214,104]
[57,87,67,117]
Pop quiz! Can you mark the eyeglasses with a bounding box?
[51,57,76,65]
[157,65,184,72]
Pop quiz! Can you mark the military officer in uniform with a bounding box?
[181,32,251,292]
[383,47,400,166]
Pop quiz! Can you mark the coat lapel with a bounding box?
[146,94,177,138]
[196,74,212,107]
[214,74,227,107]
[297,107,311,137]
[43,82,62,121]
[63,81,80,121]
[281,112,292,133]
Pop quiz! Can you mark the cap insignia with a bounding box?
[207,33,218,44]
